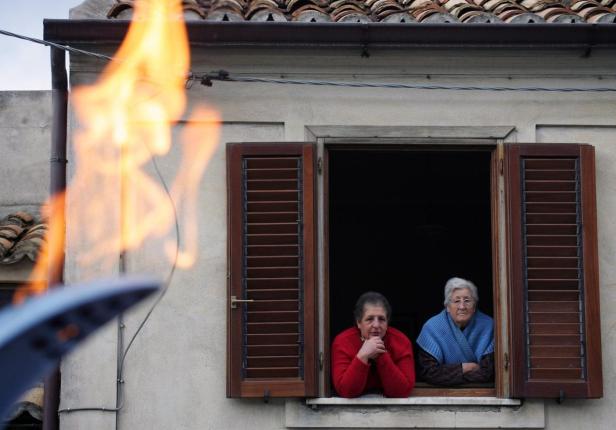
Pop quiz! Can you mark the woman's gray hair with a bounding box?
[443,277,479,306]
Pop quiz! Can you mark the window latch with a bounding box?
[317,157,323,175]
[504,352,509,371]
[230,295,254,309]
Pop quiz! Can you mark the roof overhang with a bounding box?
[44,20,616,49]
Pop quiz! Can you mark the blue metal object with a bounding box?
[0,277,159,422]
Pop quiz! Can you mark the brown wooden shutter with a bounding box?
[227,142,317,398]
[506,144,602,399]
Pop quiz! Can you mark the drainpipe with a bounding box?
[43,46,68,430]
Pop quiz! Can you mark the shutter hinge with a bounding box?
[499,158,504,175]
[319,351,324,370]
[504,352,509,371]
[263,389,270,403]
[317,157,323,175]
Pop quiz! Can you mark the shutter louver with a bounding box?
[244,156,303,380]
[506,144,602,399]
[227,143,317,398]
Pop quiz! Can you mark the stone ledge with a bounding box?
[285,397,544,428]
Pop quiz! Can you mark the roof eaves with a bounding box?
[44,20,616,49]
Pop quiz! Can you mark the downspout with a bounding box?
[44,41,126,430]
[43,46,68,430]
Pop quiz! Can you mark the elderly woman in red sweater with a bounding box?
[332,292,415,398]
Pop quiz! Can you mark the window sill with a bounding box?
[285,397,544,428]
[306,394,521,407]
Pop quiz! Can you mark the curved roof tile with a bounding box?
[108,0,208,18]
[106,0,616,22]
[0,213,46,265]
[381,11,418,21]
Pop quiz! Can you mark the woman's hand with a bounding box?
[356,336,387,364]
[462,362,480,373]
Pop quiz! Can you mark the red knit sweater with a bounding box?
[331,326,416,398]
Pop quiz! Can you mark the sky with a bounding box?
[0,1,84,90]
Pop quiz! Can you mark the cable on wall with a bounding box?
[192,69,616,93]
[3,30,616,93]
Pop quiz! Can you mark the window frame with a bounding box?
[320,141,503,398]
[226,129,602,402]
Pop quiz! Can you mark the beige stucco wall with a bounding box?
[59,46,616,430]
[0,91,50,283]
[0,91,50,219]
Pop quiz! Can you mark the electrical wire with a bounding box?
[57,154,180,414]
[57,152,180,415]
[193,70,616,93]
[119,152,179,372]
[0,28,113,62]
[4,29,616,93]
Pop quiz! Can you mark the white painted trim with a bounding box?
[305,395,522,406]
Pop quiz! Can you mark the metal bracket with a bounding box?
[557,389,566,404]
[230,295,254,309]
[361,44,370,58]
[264,389,270,404]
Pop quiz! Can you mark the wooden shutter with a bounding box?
[227,142,317,398]
[506,144,602,399]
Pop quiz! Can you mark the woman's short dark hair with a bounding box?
[354,292,392,322]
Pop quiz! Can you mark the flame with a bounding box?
[15,0,220,302]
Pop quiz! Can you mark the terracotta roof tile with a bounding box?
[291,5,332,22]
[381,11,417,22]
[109,1,208,18]
[0,213,47,265]
[571,0,616,21]
[106,0,616,21]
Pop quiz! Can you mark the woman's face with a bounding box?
[447,287,476,329]
[356,304,388,339]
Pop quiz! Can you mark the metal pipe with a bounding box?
[116,252,127,430]
[43,46,68,430]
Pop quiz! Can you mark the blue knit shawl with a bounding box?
[416,309,494,364]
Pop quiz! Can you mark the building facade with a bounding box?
[43,1,616,429]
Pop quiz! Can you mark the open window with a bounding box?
[326,146,495,395]
[226,141,602,400]
[0,283,19,309]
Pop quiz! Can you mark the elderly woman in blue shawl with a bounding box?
[416,277,494,385]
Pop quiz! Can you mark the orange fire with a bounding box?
[14,0,220,302]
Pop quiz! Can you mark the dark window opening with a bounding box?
[0,283,19,310]
[328,147,494,386]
